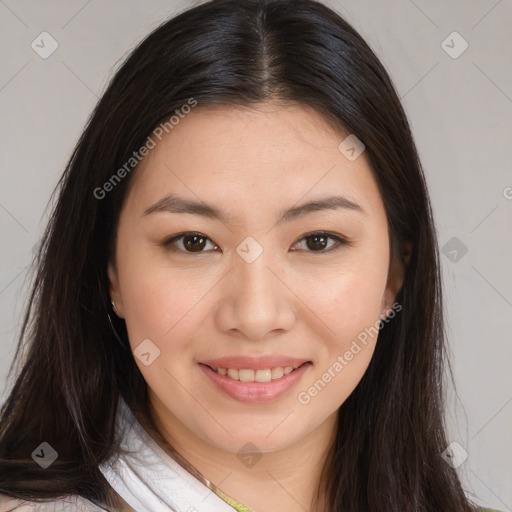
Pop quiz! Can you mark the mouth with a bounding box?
[197,360,312,403]
[203,363,306,383]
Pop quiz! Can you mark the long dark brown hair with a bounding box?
[0,0,483,510]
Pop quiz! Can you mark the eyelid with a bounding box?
[290,230,351,252]
[162,231,220,252]
[161,230,351,253]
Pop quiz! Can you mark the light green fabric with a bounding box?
[210,487,252,512]
[206,481,252,512]
[207,487,502,512]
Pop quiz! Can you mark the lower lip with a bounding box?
[198,363,311,403]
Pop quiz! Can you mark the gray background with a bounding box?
[0,0,511,509]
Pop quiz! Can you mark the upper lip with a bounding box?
[199,356,311,370]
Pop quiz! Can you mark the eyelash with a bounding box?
[161,231,350,254]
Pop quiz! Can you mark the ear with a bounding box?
[107,261,124,318]
[380,241,412,317]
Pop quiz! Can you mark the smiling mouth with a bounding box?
[203,363,308,383]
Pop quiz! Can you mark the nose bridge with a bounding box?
[216,238,296,340]
[234,242,282,310]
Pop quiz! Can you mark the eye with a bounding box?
[162,232,219,253]
[162,230,349,254]
[291,231,348,253]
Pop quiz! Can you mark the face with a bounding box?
[108,103,404,456]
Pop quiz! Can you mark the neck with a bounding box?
[146,397,337,512]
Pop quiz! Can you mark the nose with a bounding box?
[214,246,297,341]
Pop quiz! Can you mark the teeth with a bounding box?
[227,368,239,380]
[239,369,254,382]
[271,367,284,379]
[255,369,272,382]
[213,364,302,382]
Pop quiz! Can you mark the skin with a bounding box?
[108,102,405,512]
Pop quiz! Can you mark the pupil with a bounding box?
[184,234,205,252]
[307,234,327,251]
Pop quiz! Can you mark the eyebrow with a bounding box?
[142,193,365,224]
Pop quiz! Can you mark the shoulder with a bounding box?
[0,494,107,512]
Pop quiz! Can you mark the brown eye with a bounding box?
[182,234,207,252]
[163,232,218,253]
[305,234,329,251]
[163,231,348,254]
[292,232,348,253]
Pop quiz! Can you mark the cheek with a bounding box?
[297,274,387,416]
[116,245,213,350]
[116,260,210,396]
[302,252,389,344]
[294,245,389,411]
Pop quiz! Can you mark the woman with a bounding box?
[0,0,501,511]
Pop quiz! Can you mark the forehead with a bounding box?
[123,103,383,221]
[140,102,347,171]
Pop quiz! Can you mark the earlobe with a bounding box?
[381,241,412,317]
[107,261,124,318]
[401,241,413,266]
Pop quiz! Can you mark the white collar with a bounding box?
[98,398,236,512]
